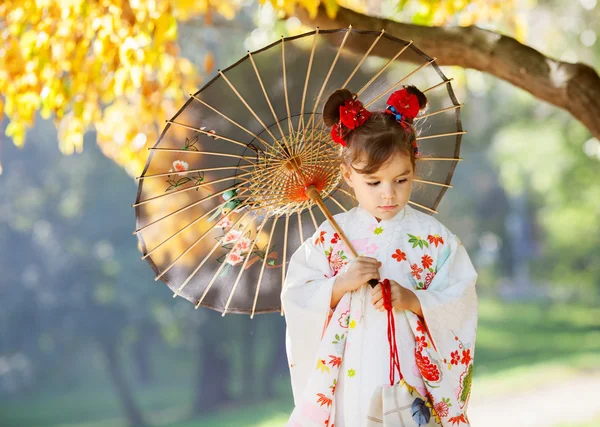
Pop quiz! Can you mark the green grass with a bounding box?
[1,298,599,427]
[558,416,600,427]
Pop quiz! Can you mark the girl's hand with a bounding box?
[334,256,381,293]
[371,279,419,313]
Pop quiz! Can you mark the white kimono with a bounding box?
[282,204,478,427]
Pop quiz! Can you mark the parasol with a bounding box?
[133,27,465,317]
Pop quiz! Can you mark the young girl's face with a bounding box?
[341,152,414,221]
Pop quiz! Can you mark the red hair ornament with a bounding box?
[384,88,421,130]
[330,98,371,146]
[329,88,421,157]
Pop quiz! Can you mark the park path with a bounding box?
[468,372,600,426]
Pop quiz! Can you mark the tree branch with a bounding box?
[294,5,600,140]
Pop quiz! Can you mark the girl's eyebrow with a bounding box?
[366,169,412,179]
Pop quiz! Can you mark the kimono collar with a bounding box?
[355,203,409,228]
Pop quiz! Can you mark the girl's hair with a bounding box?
[322,86,428,175]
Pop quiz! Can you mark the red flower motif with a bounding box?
[331,233,340,244]
[448,414,467,425]
[416,319,426,334]
[427,234,444,248]
[339,99,371,129]
[392,249,407,262]
[461,349,472,366]
[315,231,326,245]
[316,393,332,407]
[414,348,441,382]
[421,254,433,270]
[328,355,342,368]
[329,252,346,274]
[434,401,449,418]
[386,88,421,120]
[415,336,428,351]
[424,272,435,289]
[411,263,423,280]
[450,351,460,365]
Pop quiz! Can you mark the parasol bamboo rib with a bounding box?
[417,157,462,161]
[222,214,271,316]
[142,205,221,260]
[304,25,353,143]
[356,40,414,97]
[328,193,349,212]
[219,70,285,152]
[157,200,253,282]
[423,78,453,94]
[189,94,273,152]
[364,57,438,108]
[251,215,279,318]
[296,210,304,244]
[134,184,249,236]
[308,205,318,232]
[140,188,251,260]
[175,208,256,298]
[341,29,385,89]
[408,200,438,214]
[298,27,319,139]
[149,147,258,163]
[413,178,453,188]
[195,212,258,308]
[247,158,292,177]
[307,117,340,157]
[416,131,466,140]
[132,173,252,208]
[336,187,358,202]
[247,51,292,151]
[137,165,253,180]
[281,37,294,137]
[163,120,270,155]
[306,119,333,169]
[414,104,463,121]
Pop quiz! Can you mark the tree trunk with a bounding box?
[193,314,232,414]
[241,318,257,402]
[131,321,155,386]
[99,340,146,427]
[265,315,289,399]
[293,4,600,140]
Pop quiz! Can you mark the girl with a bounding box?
[281,86,478,427]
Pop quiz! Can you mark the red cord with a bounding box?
[381,278,402,385]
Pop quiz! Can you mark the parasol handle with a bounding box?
[305,185,379,288]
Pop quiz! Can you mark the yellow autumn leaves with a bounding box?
[0,0,519,177]
[0,0,233,175]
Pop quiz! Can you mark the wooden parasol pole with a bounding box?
[305,185,379,287]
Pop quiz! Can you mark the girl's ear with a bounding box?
[340,163,354,188]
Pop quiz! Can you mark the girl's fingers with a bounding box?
[358,257,381,267]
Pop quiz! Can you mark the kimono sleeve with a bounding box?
[412,232,478,353]
[407,231,478,421]
[281,221,338,405]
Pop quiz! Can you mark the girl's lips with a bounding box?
[379,205,397,210]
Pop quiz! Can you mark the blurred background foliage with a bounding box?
[0,0,599,426]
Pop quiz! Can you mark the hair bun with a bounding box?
[322,88,355,127]
[405,85,428,111]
